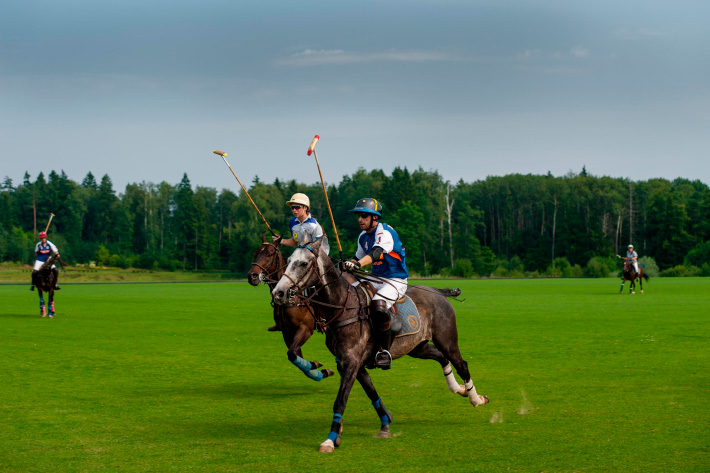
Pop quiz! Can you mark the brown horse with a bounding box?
[247,234,334,381]
[271,236,488,453]
[35,253,58,318]
[618,256,648,294]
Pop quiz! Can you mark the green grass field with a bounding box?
[1,278,708,472]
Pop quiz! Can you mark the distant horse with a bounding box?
[272,236,488,453]
[36,253,58,318]
[618,256,648,294]
[247,234,334,381]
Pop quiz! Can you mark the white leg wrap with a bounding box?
[465,379,485,407]
[443,363,462,394]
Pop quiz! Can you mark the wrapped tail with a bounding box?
[435,288,461,298]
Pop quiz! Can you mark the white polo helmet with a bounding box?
[628,244,634,248]
[286,193,310,209]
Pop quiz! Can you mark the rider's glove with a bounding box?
[343,260,361,272]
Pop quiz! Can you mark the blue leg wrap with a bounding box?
[291,355,311,371]
[292,355,323,381]
[372,397,391,426]
[327,414,343,442]
[305,369,324,381]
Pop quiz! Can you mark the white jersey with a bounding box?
[289,214,329,254]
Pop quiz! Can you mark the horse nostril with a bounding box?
[275,291,284,300]
[248,272,258,280]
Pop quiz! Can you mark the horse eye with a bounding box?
[300,262,308,268]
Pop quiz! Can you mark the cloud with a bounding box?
[571,46,589,58]
[517,46,589,62]
[276,48,462,66]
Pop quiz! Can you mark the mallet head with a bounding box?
[307,135,319,156]
[213,150,227,157]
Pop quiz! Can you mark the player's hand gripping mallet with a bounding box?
[307,135,343,261]
[44,213,55,233]
[212,150,277,237]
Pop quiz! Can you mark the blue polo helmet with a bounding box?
[348,198,382,217]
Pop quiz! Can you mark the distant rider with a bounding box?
[626,244,639,273]
[342,198,409,370]
[31,231,61,291]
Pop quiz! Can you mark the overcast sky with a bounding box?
[2,0,708,194]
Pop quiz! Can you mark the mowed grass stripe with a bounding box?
[1,278,708,472]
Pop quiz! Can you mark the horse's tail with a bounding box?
[435,288,462,298]
[642,272,649,281]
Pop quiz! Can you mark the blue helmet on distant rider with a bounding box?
[348,198,382,217]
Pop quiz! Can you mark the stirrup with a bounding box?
[375,350,392,370]
[54,285,61,290]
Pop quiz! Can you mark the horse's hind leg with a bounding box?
[431,332,488,407]
[408,341,465,396]
[38,290,46,317]
[287,325,333,381]
[620,279,625,294]
[355,367,392,438]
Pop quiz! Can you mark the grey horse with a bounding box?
[272,236,488,452]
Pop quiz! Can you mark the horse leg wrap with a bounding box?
[50,301,55,314]
[291,355,323,381]
[327,414,343,443]
[372,397,393,426]
[443,363,465,395]
[465,379,485,407]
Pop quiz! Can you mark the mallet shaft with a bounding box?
[313,148,343,254]
[217,153,276,237]
[44,213,55,233]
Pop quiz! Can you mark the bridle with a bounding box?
[250,242,285,284]
[281,245,363,330]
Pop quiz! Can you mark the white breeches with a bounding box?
[352,277,408,309]
[34,260,56,271]
[632,262,639,273]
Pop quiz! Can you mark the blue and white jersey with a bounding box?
[355,222,408,279]
[289,214,327,252]
[35,240,59,262]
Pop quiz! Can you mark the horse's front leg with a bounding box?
[356,367,393,438]
[287,324,334,381]
[620,279,625,294]
[48,289,55,317]
[38,288,46,317]
[319,358,361,453]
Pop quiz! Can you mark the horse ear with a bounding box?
[261,232,266,243]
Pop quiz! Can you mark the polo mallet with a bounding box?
[307,135,344,262]
[44,213,55,233]
[212,150,277,237]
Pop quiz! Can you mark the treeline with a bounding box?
[1,168,709,276]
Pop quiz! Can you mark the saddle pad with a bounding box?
[393,294,421,338]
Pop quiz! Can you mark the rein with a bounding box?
[286,246,367,331]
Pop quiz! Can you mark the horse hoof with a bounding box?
[318,440,335,453]
[311,361,323,369]
[48,315,53,319]
[321,369,335,379]
[377,426,391,438]
[641,290,644,294]
[472,395,489,407]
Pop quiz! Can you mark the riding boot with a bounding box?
[371,300,394,370]
[30,270,37,291]
[52,267,61,290]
